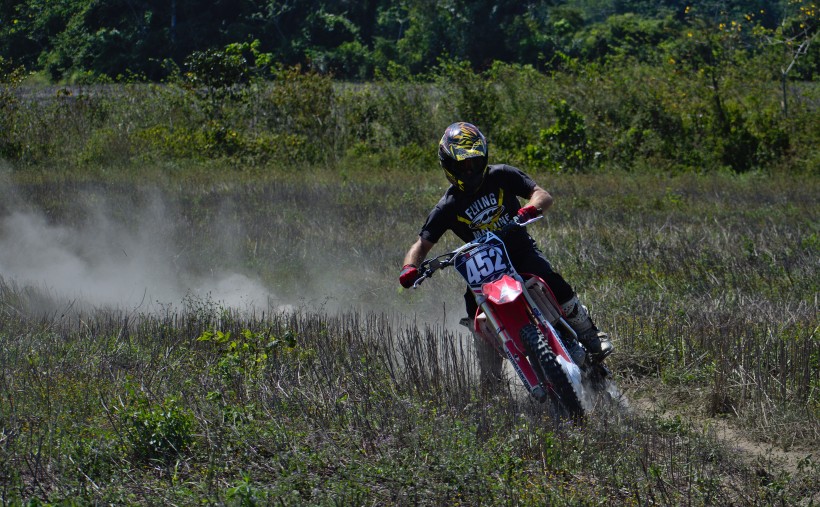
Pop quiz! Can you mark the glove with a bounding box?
[517,205,540,222]
[399,264,420,288]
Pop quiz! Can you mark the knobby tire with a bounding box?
[520,324,585,420]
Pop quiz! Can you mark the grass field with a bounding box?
[0,163,818,505]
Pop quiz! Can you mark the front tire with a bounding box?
[520,324,585,419]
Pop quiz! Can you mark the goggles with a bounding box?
[453,156,487,178]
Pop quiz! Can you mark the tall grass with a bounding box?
[534,172,818,447]
[0,289,816,505]
[0,165,817,504]
[3,61,818,174]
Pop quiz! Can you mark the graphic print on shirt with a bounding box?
[457,188,514,238]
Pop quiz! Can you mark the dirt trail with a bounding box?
[628,392,813,476]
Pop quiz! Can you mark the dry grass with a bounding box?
[0,166,817,504]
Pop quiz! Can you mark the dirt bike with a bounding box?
[412,216,612,419]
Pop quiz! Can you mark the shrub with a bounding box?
[258,66,334,155]
[0,58,26,159]
[525,99,593,172]
[436,59,501,135]
[121,393,194,462]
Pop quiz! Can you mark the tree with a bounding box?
[751,0,819,115]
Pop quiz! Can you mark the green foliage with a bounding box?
[0,0,816,87]
[226,474,267,505]
[0,57,25,158]
[2,62,816,174]
[435,59,501,136]
[576,13,680,63]
[525,99,594,172]
[64,430,120,489]
[120,392,194,463]
[1,1,817,174]
[197,328,297,388]
[260,65,334,148]
[135,124,209,160]
[78,126,133,166]
[184,40,273,91]
[185,47,250,92]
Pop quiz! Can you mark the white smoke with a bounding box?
[0,164,458,328]
[0,189,273,315]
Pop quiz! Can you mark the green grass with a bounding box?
[0,164,817,504]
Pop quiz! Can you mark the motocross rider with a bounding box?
[399,122,613,383]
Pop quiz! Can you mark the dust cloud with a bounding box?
[0,168,459,330]
[0,187,274,317]
[0,168,479,381]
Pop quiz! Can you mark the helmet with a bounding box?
[438,122,488,193]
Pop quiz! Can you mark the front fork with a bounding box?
[476,297,548,400]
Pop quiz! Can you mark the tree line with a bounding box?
[0,0,817,82]
[0,0,817,174]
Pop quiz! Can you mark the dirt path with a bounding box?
[627,390,813,476]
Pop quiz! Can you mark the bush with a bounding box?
[435,60,501,136]
[525,99,594,172]
[121,393,194,462]
[0,58,26,159]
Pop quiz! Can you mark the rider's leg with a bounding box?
[464,287,479,320]
[560,295,613,361]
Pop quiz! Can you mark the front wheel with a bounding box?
[520,324,585,419]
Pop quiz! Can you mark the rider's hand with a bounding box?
[399,264,421,288]
[517,205,540,222]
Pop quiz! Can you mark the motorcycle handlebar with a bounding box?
[411,214,543,289]
[412,256,450,288]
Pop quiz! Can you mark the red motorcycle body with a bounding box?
[474,273,577,401]
[414,220,595,414]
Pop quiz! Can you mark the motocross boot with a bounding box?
[564,338,587,365]
[578,328,613,362]
[561,296,614,362]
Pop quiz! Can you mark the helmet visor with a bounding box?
[450,156,487,192]
[453,156,486,178]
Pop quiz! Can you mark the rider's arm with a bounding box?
[403,237,435,267]
[526,185,554,214]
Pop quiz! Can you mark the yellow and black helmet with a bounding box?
[438,122,488,194]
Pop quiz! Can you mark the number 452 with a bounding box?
[465,247,507,284]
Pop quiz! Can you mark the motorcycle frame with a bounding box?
[413,217,587,403]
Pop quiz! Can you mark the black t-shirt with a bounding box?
[419,164,537,252]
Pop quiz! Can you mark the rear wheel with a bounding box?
[520,324,585,419]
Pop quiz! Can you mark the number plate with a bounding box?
[454,234,513,289]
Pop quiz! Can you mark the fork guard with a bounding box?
[475,275,546,400]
